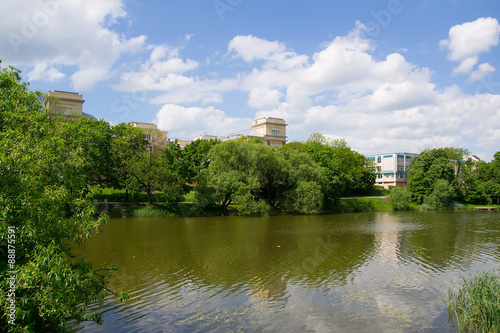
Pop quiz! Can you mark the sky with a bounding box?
[1,0,500,160]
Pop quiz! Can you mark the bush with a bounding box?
[389,187,412,211]
[425,179,455,209]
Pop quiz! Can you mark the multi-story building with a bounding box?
[367,153,419,189]
[219,117,287,146]
[129,122,168,147]
[45,90,98,120]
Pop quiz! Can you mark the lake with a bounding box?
[72,211,500,332]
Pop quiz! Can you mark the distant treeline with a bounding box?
[49,115,500,214]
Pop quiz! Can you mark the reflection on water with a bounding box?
[72,211,500,332]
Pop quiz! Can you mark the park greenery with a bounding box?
[390,148,500,211]
[1,64,500,330]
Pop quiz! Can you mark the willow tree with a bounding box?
[0,65,126,332]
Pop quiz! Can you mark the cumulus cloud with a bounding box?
[0,0,146,90]
[440,17,500,81]
[155,104,252,139]
[145,24,500,160]
[228,35,308,70]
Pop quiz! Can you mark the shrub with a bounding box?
[389,187,412,211]
[425,179,455,209]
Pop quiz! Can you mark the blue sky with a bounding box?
[1,0,500,160]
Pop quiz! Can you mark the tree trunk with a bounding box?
[147,190,153,205]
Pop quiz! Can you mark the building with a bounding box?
[45,90,98,120]
[251,117,287,146]
[219,117,287,146]
[129,122,168,147]
[367,153,419,189]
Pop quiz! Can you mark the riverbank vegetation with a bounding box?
[447,270,500,332]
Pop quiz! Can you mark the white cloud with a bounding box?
[27,62,65,82]
[147,24,500,161]
[0,0,146,90]
[248,88,283,110]
[155,104,252,139]
[228,35,308,70]
[441,17,500,81]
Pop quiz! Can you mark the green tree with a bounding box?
[196,139,264,214]
[123,128,186,206]
[407,148,462,204]
[55,117,114,189]
[303,134,375,209]
[477,151,500,204]
[425,179,455,209]
[178,138,220,183]
[460,158,490,204]
[280,148,328,213]
[0,65,125,331]
[389,187,413,211]
[197,139,329,215]
[110,122,147,201]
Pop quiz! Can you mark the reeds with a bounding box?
[447,270,500,332]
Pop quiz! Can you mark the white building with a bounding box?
[367,153,419,189]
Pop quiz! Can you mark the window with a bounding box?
[272,130,280,136]
[377,157,381,163]
[145,134,151,141]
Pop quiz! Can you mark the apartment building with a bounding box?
[367,153,419,189]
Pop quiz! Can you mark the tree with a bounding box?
[121,128,186,206]
[280,148,328,213]
[110,122,148,201]
[303,134,375,209]
[178,138,220,183]
[425,179,455,209]
[477,151,500,204]
[197,138,329,215]
[407,148,462,204]
[389,187,413,211]
[196,139,265,214]
[0,65,125,331]
[55,117,114,189]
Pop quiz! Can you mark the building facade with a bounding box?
[45,91,99,120]
[367,153,419,189]
[219,117,287,146]
[251,117,287,146]
[129,122,169,147]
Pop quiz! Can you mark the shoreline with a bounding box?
[96,199,499,219]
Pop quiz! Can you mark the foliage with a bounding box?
[407,148,463,204]
[477,152,500,204]
[447,270,500,333]
[112,126,187,206]
[290,181,324,214]
[0,65,125,331]
[177,138,220,183]
[197,139,329,215]
[424,179,455,209]
[389,187,413,211]
[302,134,375,209]
[110,122,147,200]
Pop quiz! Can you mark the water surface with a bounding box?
[73,211,500,332]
